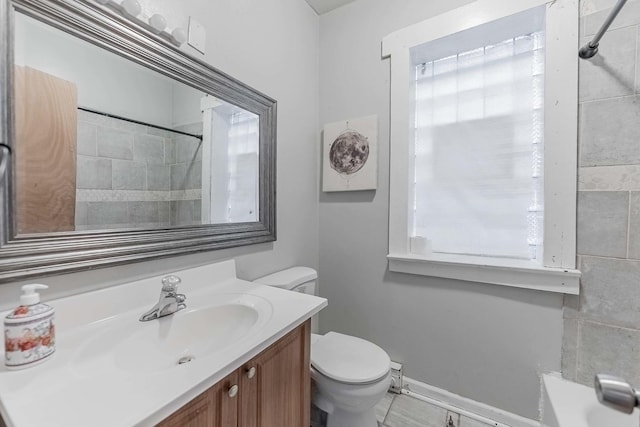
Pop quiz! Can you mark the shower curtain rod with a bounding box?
[78,106,203,141]
[579,0,628,59]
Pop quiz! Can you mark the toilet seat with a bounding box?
[311,332,390,385]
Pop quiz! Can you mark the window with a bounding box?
[201,96,259,224]
[225,110,259,223]
[383,0,579,293]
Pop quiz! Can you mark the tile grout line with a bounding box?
[382,393,395,426]
[580,317,640,332]
[634,25,639,95]
[579,253,640,262]
[575,317,581,383]
[580,93,639,105]
[627,191,632,259]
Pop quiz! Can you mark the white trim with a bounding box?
[200,95,225,223]
[387,45,411,256]
[388,253,580,294]
[542,0,579,268]
[383,0,579,290]
[382,0,549,57]
[408,6,545,66]
[402,376,539,427]
[201,99,213,223]
[200,95,222,111]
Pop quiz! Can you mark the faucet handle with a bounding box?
[161,275,182,292]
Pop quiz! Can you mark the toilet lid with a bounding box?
[311,332,390,384]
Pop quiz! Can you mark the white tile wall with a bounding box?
[75,111,202,229]
[565,0,640,391]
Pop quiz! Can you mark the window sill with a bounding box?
[387,253,580,295]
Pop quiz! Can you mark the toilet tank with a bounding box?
[253,267,318,296]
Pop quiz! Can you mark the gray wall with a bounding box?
[0,0,319,311]
[14,13,175,127]
[10,0,636,422]
[317,0,564,419]
[563,0,640,388]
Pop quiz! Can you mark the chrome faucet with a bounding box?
[595,374,640,414]
[139,275,187,321]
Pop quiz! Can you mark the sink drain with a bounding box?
[177,355,195,365]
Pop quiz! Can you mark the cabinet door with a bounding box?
[214,369,240,426]
[157,369,239,427]
[156,390,215,427]
[239,360,258,427]
[243,320,311,427]
[159,320,310,427]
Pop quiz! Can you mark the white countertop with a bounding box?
[0,260,327,427]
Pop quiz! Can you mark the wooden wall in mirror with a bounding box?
[0,0,276,282]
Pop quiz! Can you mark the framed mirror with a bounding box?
[0,0,276,282]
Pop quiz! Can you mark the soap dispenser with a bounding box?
[4,284,55,369]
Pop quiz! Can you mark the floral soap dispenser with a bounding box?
[4,284,55,369]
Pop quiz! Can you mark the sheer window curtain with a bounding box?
[226,110,259,223]
[411,31,545,260]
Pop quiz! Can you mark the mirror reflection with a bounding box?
[14,13,259,235]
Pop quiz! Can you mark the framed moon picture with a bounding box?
[322,115,378,192]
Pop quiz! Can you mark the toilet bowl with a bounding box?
[311,332,391,427]
[253,267,391,427]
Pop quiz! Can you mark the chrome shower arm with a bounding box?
[579,0,628,59]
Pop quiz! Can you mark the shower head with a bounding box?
[595,374,640,414]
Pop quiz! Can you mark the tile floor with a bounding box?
[312,391,497,427]
[375,392,495,427]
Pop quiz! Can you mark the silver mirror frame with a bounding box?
[0,0,276,282]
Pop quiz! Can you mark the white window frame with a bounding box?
[383,0,580,294]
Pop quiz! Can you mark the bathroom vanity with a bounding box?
[159,321,309,426]
[0,260,326,426]
[0,0,324,423]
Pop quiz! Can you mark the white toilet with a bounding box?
[254,267,391,427]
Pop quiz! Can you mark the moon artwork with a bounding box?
[329,130,369,175]
[323,115,377,192]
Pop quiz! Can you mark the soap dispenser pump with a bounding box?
[4,284,56,369]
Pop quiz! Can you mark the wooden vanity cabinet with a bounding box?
[157,369,238,427]
[157,320,310,427]
[239,320,311,426]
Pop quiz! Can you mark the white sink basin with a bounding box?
[72,293,272,375]
[0,260,327,427]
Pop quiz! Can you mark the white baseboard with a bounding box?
[401,376,539,427]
